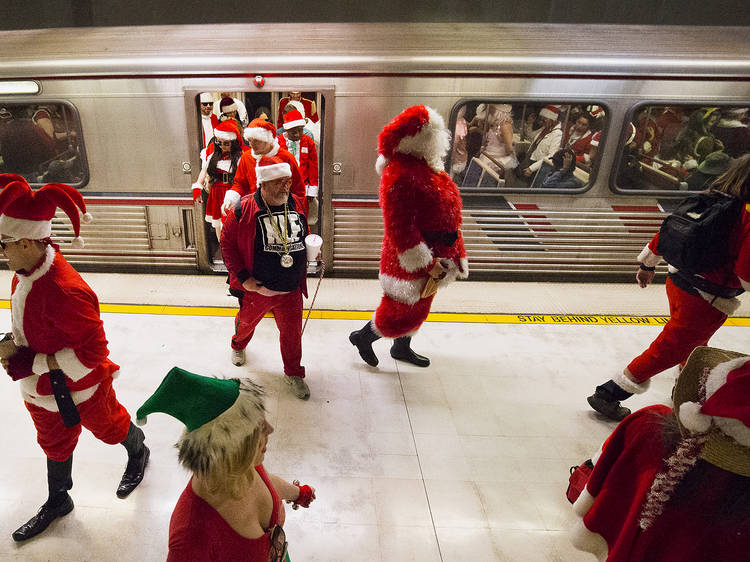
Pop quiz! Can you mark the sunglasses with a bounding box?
[200,102,213,106]
[269,526,288,562]
[217,140,233,146]
[0,237,19,250]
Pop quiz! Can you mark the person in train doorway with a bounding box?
[349,105,468,368]
[518,105,564,186]
[0,174,149,541]
[220,156,312,400]
[198,92,219,153]
[277,91,319,125]
[212,91,249,127]
[277,109,320,225]
[587,154,750,422]
[221,118,307,216]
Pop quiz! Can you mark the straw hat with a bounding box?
[673,346,750,477]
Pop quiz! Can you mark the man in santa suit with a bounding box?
[520,105,564,183]
[198,92,219,152]
[277,91,319,125]
[278,109,319,223]
[349,105,468,368]
[221,118,307,216]
[0,174,149,541]
[212,91,248,127]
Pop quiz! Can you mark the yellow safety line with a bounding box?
[1,299,749,326]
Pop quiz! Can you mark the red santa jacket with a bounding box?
[226,143,305,211]
[378,153,468,305]
[278,132,319,195]
[220,192,308,297]
[10,246,119,411]
[570,405,750,561]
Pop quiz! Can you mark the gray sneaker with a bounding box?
[231,348,246,366]
[285,376,310,400]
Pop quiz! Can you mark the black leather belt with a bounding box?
[49,369,81,427]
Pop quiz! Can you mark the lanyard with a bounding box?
[262,197,289,256]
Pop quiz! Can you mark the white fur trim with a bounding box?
[678,401,712,433]
[223,190,240,208]
[457,257,469,279]
[0,215,52,240]
[283,118,306,130]
[244,126,275,144]
[71,237,85,249]
[32,353,48,375]
[214,129,236,141]
[220,102,238,114]
[82,212,93,224]
[375,154,388,176]
[398,242,433,272]
[54,347,93,381]
[395,106,451,173]
[613,369,650,394]
[568,519,608,560]
[572,487,595,517]
[306,185,319,197]
[637,244,661,267]
[379,273,423,305]
[11,245,56,347]
[695,287,741,316]
[704,356,750,446]
[216,159,232,172]
[256,163,291,184]
[21,377,99,412]
[288,100,305,117]
[539,107,559,121]
[714,415,750,447]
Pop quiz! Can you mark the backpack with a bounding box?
[656,190,743,274]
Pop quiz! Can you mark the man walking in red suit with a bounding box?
[0,174,149,541]
[349,105,468,367]
[221,156,311,400]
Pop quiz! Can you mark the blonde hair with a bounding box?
[712,154,750,202]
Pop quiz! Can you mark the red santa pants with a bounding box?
[25,376,131,462]
[231,288,305,378]
[374,293,436,338]
[627,278,727,383]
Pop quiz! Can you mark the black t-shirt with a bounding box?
[252,191,307,292]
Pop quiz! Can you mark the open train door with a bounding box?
[184,82,333,273]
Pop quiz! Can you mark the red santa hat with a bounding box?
[256,156,291,185]
[199,92,213,103]
[214,120,239,142]
[0,174,92,248]
[283,109,306,131]
[589,130,602,147]
[587,105,605,120]
[219,97,238,115]
[375,104,450,175]
[539,105,560,121]
[244,118,277,144]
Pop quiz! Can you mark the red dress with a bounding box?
[168,464,285,561]
[204,155,235,227]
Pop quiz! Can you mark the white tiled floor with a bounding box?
[0,277,748,561]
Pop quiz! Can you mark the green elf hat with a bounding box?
[136,367,241,431]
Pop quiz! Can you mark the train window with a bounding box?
[448,101,606,192]
[615,104,750,193]
[0,102,87,187]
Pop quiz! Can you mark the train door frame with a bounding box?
[182,82,335,273]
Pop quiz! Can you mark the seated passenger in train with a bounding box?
[685,150,730,191]
[634,107,660,157]
[0,106,58,181]
[277,91,318,124]
[563,110,594,163]
[198,92,218,151]
[519,105,563,185]
[656,105,687,154]
[212,91,248,126]
[571,347,750,560]
[714,107,750,158]
[137,368,315,560]
[676,107,723,166]
[470,103,517,178]
[541,148,584,189]
[520,108,540,142]
[277,109,319,223]
[219,97,245,141]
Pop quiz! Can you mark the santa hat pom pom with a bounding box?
[71,236,85,249]
[82,212,93,224]
[375,154,388,176]
[679,401,712,433]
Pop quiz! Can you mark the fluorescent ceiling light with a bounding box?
[0,81,41,95]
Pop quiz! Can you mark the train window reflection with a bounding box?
[449,101,606,192]
[0,102,87,186]
[616,104,750,192]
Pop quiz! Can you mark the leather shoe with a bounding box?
[587,392,631,421]
[390,345,430,368]
[12,494,74,542]
[117,445,150,498]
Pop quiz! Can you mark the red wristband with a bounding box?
[295,484,314,508]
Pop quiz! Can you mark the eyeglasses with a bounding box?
[269,526,288,562]
[0,237,19,250]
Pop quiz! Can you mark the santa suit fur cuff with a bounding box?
[223,189,240,208]
[398,242,433,273]
[613,369,650,395]
[637,244,661,268]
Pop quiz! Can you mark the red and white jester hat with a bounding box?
[375,104,450,175]
[0,173,92,248]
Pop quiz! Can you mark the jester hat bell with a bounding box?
[0,174,92,248]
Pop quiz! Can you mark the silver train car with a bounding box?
[0,23,748,279]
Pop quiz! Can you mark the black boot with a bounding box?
[390,336,430,368]
[12,456,74,542]
[117,422,149,499]
[349,321,380,366]
[587,380,633,421]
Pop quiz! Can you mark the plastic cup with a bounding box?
[305,234,323,262]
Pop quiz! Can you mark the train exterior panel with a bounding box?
[0,24,748,277]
